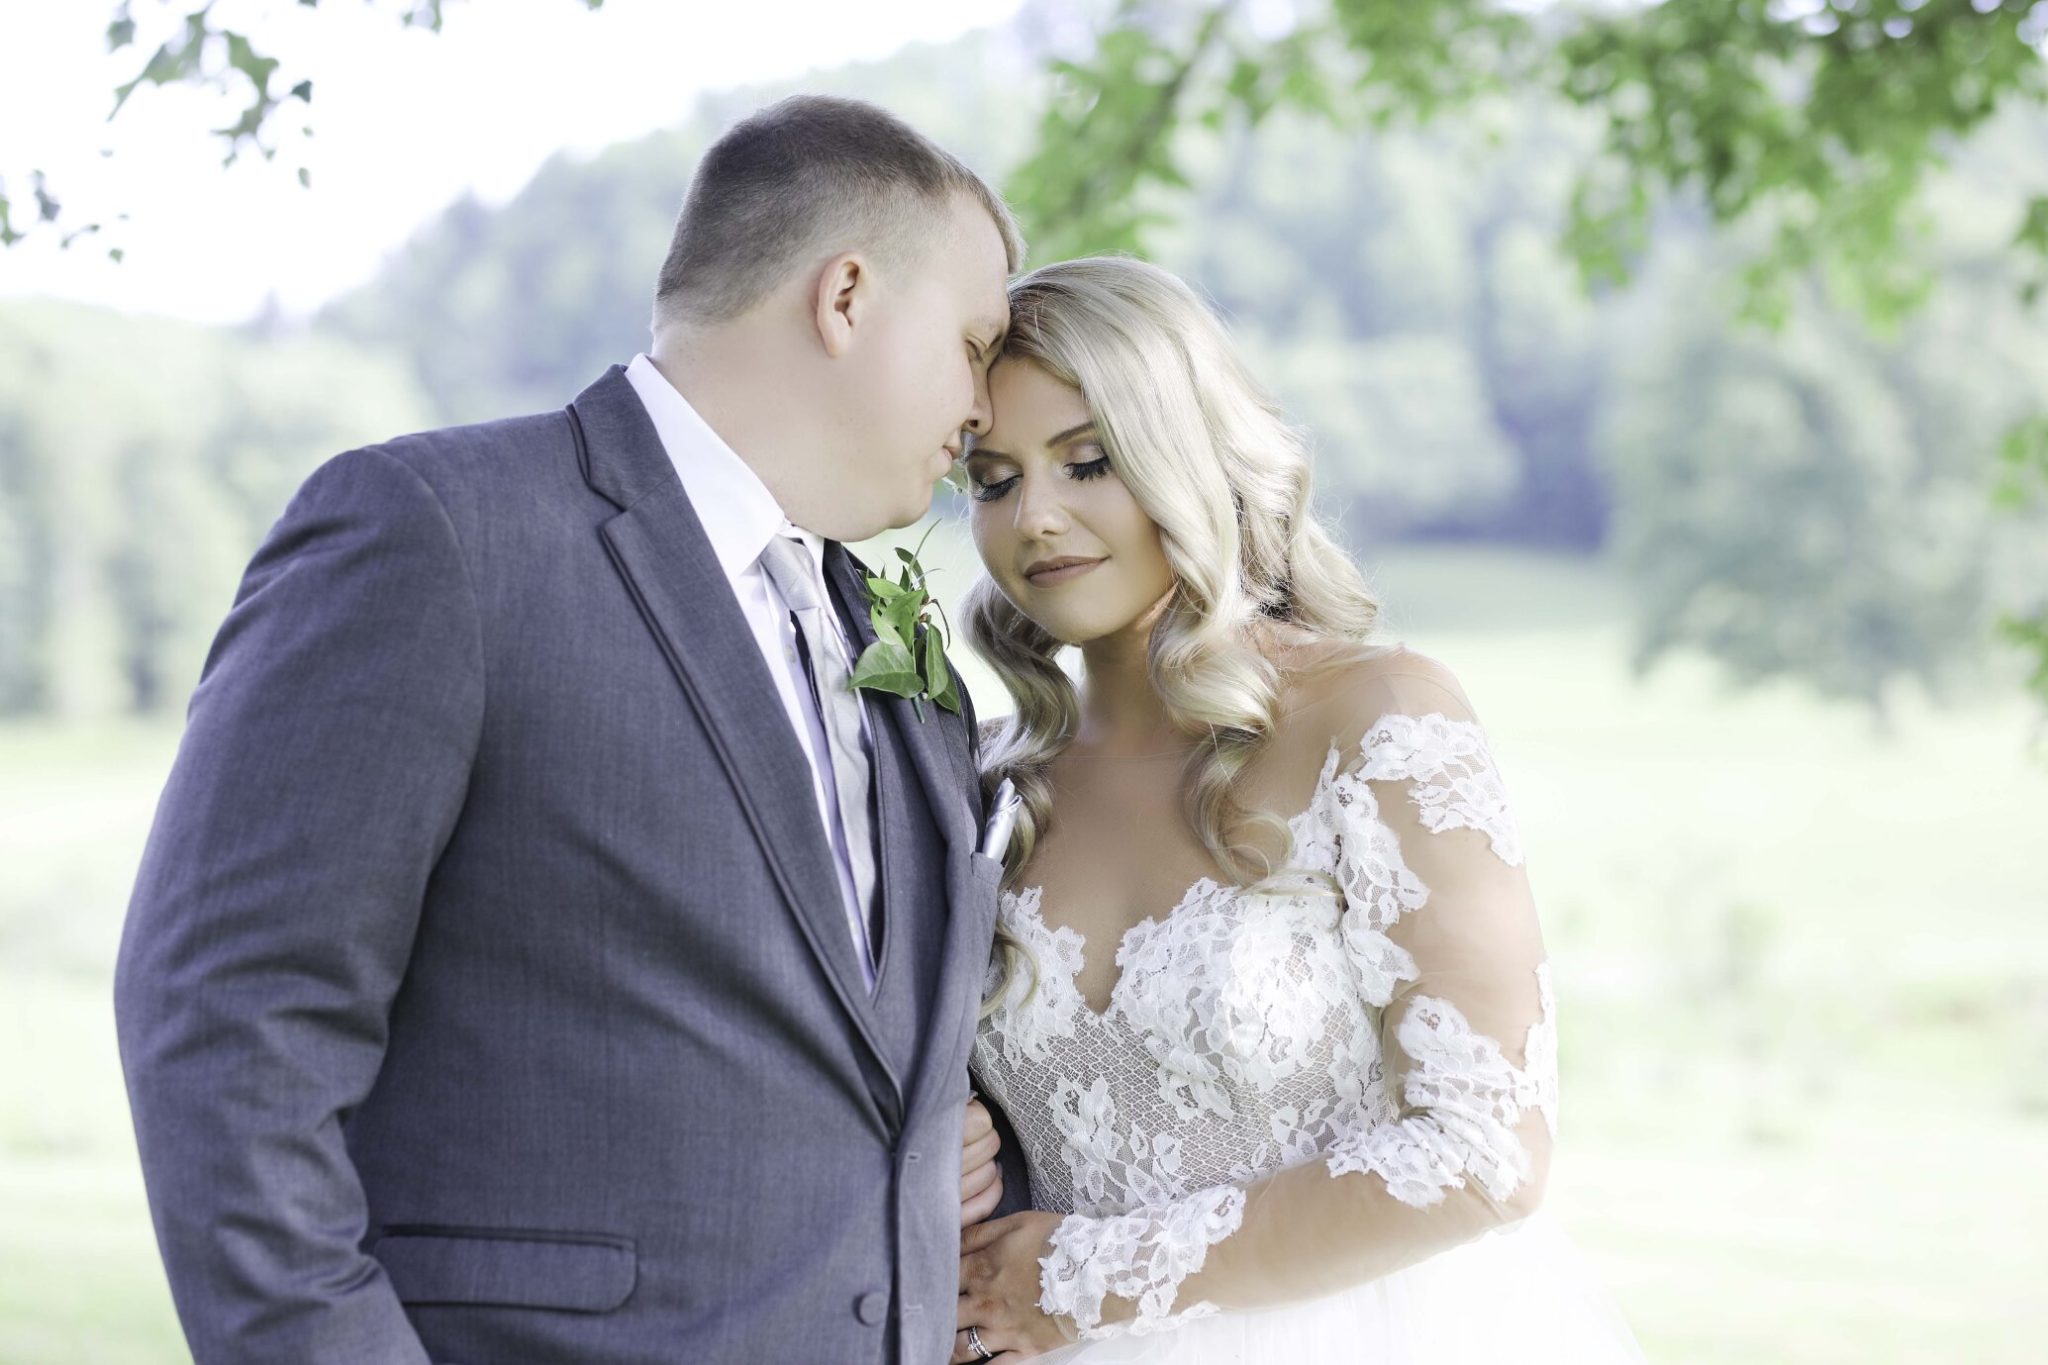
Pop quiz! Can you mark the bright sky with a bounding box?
[0,0,1028,323]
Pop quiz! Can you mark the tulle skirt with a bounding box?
[1037,1214,1645,1364]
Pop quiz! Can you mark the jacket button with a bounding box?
[855,1290,888,1326]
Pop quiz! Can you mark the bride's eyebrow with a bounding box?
[967,421,1099,463]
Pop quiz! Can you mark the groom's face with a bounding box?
[838,195,1010,536]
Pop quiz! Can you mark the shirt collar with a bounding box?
[623,353,825,583]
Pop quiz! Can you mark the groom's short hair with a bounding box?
[653,95,1023,325]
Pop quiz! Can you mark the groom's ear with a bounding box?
[813,251,867,359]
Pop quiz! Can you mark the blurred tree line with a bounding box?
[1,2,2044,722]
[0,303,432,715]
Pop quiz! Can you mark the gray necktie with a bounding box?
[758,533,879,984]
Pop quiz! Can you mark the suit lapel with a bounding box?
[570,368,902,1123]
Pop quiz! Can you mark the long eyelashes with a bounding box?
[969,455,1112,504]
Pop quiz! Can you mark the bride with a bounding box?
[948,257,1643,1362]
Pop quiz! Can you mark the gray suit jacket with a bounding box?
[114,366,1005,1364]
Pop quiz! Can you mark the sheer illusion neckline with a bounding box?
[1001,746,1341,1020]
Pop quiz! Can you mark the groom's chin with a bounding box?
[880,486,944,534]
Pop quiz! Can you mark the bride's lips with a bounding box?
[1023,555,1107,586]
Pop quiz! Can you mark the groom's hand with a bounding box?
[961,1095,1003,1226]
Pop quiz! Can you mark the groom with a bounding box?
[116,95,1019,1364]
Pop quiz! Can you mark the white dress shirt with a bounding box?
[624,354,879,988]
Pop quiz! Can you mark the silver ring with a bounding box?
[967,1324,994,1361]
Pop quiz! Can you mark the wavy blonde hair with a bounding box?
[963,256,1384,1009]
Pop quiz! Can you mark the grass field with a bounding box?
[3,542,2043,1363]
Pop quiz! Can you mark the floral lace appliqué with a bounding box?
[1038,1185,1246,1340]
[1356,712,1523,864]
[985,885,1087,1068]
[1326,963,1559,1205]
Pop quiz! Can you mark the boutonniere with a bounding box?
[849,523,962,720]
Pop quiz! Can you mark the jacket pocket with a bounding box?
[967,851,1005,888]
[372,1226,636,1313]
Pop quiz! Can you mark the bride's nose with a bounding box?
[1013,470,1072,538]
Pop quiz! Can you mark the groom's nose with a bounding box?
[964,366,993,436]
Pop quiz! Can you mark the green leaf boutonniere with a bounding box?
[848,523,961,720]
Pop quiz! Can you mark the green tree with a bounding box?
[1011,0,2048,321]
[0,0,607,254]
[0,300,434,717]
[1010,0,2048,713]
[1596,168,2048,722]
[320,32,1033,421]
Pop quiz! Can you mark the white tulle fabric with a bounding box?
[972,665,1643,1361]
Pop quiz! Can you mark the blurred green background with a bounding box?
[4,2,2047,1362]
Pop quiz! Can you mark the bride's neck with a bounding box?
[1073,598,1179,756]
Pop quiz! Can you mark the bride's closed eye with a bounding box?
[1067,444,1112,481]
[969,447,1114,504]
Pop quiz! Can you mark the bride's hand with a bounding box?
[960,1095,1003,1227]
[954,1210,1075,1361]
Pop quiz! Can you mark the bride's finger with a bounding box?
[963,1096,995,1142]
[960,1165,1003,1225]
[949,1326,988,1364]
[961,1125,1000,1171]
[962,1161,998,1199]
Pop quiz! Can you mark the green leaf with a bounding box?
[222,32,280,98]
[848,640,922,698]
[882,590,924,645]
[30,172,59,224]
[920,627,949,693]
[868,606,909,651]
[1993,416,2048,509]
[920,630,961,715]
[849,519,954,713]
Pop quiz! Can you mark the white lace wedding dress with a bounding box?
[972,655,1644,1362]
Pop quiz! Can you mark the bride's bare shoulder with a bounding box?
[1273,638,1477,733]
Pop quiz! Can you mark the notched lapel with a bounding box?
[570,374,903,1122]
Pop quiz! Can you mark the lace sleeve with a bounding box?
[1035,668,1557,1339]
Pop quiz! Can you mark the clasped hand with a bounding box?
[954,1096,1073,1362]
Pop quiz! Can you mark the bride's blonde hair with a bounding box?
[963,256,1383,1006]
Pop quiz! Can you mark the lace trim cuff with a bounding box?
[1037,1185,1247,1339]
